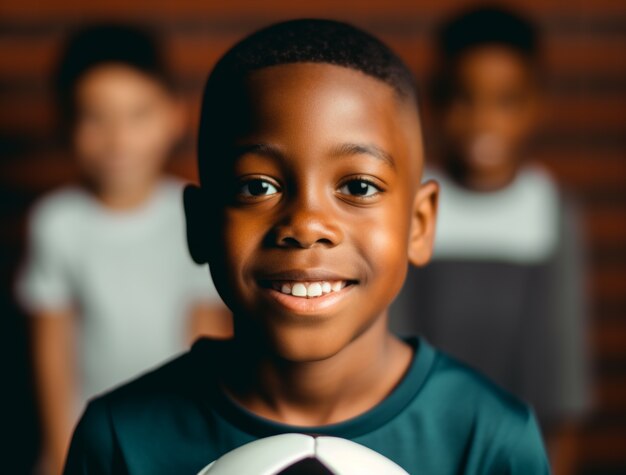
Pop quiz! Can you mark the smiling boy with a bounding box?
[64,19,550,474]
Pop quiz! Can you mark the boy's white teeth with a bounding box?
[292,283,307,297]
[307,282,322,297]
[273,280,347,298]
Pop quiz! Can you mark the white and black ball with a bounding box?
[198,433,408,475]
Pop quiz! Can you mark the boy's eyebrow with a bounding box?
[232,142,284,160]
[232,142,395,168]
[330,142,395,169]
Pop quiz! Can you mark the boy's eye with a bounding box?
[338,179,380,198]
[238,178,279,197]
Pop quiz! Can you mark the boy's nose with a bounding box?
[271,203,342,249]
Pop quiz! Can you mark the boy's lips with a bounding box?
[257,269,357,315]
[262,284,355,315]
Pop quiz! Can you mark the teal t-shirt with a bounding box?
[64,337,550,474]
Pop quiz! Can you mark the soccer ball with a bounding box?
[197,433,408,475]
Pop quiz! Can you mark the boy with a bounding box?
[16,24,230,474]
[390,8,590,474]
[64,19,550,474]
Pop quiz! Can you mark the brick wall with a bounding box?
[0,1,624,473]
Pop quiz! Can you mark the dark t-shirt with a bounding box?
[390,168,591,425]
[64,337,550,475]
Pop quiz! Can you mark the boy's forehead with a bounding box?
[244,62,415,113]
[224,62,423,174]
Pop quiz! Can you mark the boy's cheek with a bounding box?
[351,213,410,283]
[222,210,266,245]
[217,213,264,278]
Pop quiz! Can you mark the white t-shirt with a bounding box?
[16,178,221,406]
[429,165,560,264]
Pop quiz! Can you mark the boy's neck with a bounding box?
[221,316,413,427]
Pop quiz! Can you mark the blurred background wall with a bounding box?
[0,0,624,473]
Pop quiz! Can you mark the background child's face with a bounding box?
[205,63,433,361]
[442,45,538,182]
[72,64,183,195]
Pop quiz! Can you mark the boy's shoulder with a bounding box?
[77,337,227,426]
[64,348,203,472]
[82,337,537,434]
[65,340,226,474]
[405,346,549,473]
[91,340,210,413]
[97,338,540,442]
[67,338,549,475]
[88,336,531,407]
[425,346,535,423]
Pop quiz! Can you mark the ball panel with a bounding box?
[277,457,336,475]
[315,436,409,475]
[198,434,315,475]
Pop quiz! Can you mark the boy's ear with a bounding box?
[408,180,439,267]
[183,184,210,265]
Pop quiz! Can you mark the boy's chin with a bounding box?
[268,327,352,363]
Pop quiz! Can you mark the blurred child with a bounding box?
[390,7,591,475]
[16,24,231,474]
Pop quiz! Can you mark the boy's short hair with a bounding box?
[55,23,172,124]
[197,18,417,184]
[438,6,538,60]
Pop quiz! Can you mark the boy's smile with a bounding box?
[192,62,436,362]
[259,271,356,315]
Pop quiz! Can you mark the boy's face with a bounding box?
[442,45,539,184]
[192,63,437,362]
[73,64,183,195]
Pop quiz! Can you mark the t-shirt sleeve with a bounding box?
[15,201,74,313]
[516,194,592,425]
[63,399,116,475]
[489,409,552,475]
[549,197,592,418]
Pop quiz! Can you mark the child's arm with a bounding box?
[17,200,81,474]
[31,309,79,475]
[544,197,591,475]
